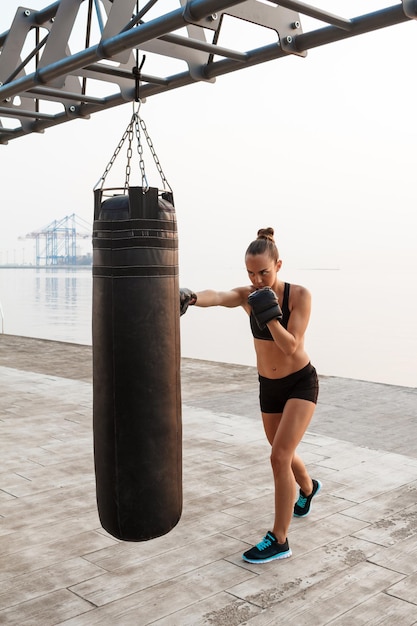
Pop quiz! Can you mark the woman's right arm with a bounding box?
[195,288,246,308]
[180,285,252,316]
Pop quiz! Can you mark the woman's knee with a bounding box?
[270,447,293,473]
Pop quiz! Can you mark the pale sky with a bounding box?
[1,1,416,274]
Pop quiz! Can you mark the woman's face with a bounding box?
[245,252,281,289]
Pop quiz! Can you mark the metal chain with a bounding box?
[93,119,133,190]
[124,122,134,190]
[94,104,172,193]
[137,113,172,192]
[134,111,149,191]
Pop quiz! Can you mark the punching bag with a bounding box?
[92,186,182,541]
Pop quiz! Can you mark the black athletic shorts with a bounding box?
[259,363,319,414]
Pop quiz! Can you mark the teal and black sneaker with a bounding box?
[242,531,292,564]
[294,479,322,517]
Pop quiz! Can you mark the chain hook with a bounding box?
[133,53,146,103]
[133,99,141,115]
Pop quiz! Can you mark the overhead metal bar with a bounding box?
[0,0,416,144]
[269,0,353,31]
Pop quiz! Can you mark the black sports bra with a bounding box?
[249,282,291,340]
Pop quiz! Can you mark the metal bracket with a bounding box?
[100,0,137,64]
[0,4,84,133]
[0,7,37,85]
[36,0,84,88]
[184,0,306,58]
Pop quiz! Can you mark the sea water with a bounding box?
[0,266,416,388]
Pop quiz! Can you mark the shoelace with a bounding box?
[297,493,308,507]
[256,535,272,551]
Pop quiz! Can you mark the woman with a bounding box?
[180,227,321,564]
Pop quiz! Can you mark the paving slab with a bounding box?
[0,334,417,625]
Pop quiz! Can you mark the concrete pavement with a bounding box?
[0,334,416,625]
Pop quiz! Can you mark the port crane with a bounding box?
[23,213,91,265]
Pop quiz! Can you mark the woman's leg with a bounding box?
[292,452,314,496]
[262,398,316,544]
[262,411,314,497]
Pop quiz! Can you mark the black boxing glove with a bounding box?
[248,287,282,330]
[180,288,197,316]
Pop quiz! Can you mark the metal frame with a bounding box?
[0,0,416,144]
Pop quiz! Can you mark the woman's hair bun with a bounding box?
[257,227,275,242]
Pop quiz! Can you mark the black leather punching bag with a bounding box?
[92,186,182,541]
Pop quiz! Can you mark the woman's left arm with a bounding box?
[266,285,311,356]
